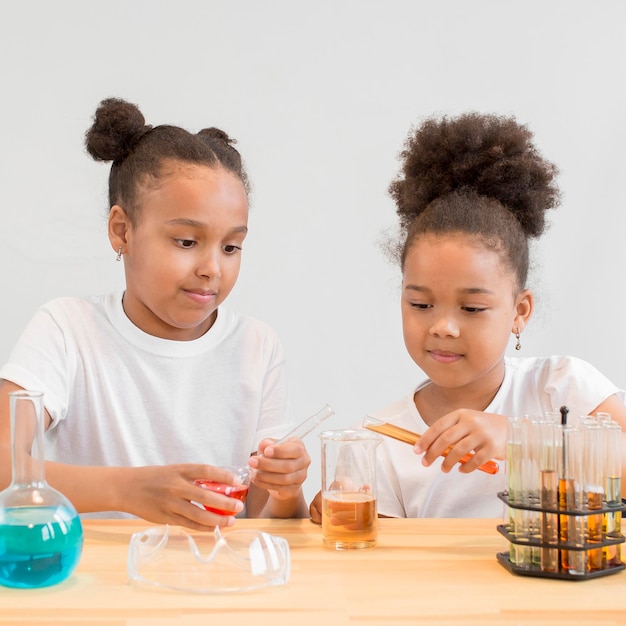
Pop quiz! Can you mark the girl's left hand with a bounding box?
[414,410,507,473]
[248,437,311,500]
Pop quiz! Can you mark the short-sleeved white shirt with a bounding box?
[0,294,291,508]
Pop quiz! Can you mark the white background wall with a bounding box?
[1,1,625,503]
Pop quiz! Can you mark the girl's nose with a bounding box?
[429,313,460,338]
[198,249,221,279]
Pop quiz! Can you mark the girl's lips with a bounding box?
[184,290,217,304]
[428,350,462,364]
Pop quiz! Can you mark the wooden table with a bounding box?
[0,518,624,625]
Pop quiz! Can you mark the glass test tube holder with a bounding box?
[496,491,625,580]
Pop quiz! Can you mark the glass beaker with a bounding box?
[0,390,83,588]
[320,428,381,550]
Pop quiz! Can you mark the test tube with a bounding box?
[543,411,560,424]
[583,422,605,572]
[525,417,542,566]
[579,415,597,427]
[506,417,526,567]
[559,425,586,575]
[539,420,559,573]
[603,420,622,566]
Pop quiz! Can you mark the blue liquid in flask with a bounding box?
[0,506,83,588]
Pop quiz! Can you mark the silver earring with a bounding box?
[515,327,521,351]
[116,246,123,262]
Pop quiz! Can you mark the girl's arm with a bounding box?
[0,379,246,531]
[416,394,626,484]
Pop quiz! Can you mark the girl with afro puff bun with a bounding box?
[311,112,626,520]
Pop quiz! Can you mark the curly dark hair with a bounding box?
[388,112,560,290]
[85,98,249,222]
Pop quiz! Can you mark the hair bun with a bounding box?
[197,127,236,145]
[390,112,560,237]
[197,127,244,178]
[85,98,151,162]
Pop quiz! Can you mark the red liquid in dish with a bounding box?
[194,479,249,515]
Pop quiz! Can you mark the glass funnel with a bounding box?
[0,390,83,588]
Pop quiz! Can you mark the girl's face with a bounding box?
[401,234,532,394]
[109,163,248,341]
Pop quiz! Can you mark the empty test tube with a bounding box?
[596,412,613,425]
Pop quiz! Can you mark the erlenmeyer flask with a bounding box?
[0,390,83,588]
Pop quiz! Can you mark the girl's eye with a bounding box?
[222,244,242,255]
[463,307,487,313]
[175,239,196,249]
[410,303,432,310]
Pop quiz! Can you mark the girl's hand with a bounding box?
[309,490,323,524]
[246,437,311,517]
[414,410,507,473]
[248,437,311,499]
[119,464,245,531]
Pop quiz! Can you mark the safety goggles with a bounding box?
[127,524,290,594]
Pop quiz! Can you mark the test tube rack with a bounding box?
[496,491,626,580]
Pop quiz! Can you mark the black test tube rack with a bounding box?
[496,491,626,580]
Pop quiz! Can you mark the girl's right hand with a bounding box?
[119,464,246,530]
[414,409,507,474]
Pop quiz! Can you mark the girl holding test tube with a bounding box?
[0,98,311,529]
[310,112,626,520]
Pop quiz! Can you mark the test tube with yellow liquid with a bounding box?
[603,420,622,566]
[539,420,559,573]
[583,422,605,572]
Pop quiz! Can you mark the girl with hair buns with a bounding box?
[0,98,311,529]
[311,112,626,520]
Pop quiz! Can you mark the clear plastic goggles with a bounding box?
[127,524,291,594]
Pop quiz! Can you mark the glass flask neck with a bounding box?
[9,390,47,488]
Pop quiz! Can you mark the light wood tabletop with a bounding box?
[0,517,624,625]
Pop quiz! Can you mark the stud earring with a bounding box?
[515,327,522,351]
[116,246,123,262]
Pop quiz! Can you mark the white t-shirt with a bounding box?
[371,355,624,519]
[0,294,291,511]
